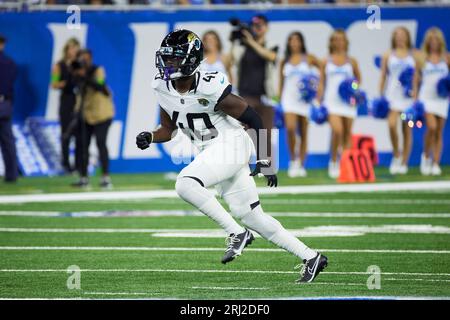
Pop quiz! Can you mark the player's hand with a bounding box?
[241,29,256,47]
[250,159,278,187]
[136,131,153,150]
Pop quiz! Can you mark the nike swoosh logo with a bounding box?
[307,255,321,275]
[220,77,225,84]
[234,232,250,254]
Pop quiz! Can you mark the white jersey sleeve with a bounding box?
[196,70,232,111]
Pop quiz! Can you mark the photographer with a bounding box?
[229,15,278,158]
[72,49,114,189]
[51,38,80,174]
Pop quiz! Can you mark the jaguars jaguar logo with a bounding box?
[187,32,201,50]
[198,98,210,107]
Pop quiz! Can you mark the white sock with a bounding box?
[241,208,317,261]
[175,177,245,235]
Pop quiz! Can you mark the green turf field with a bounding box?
[0,167,449,299]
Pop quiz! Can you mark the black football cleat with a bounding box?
[221,229,254,264]
[71,177,90,189]
[296,253,328,283]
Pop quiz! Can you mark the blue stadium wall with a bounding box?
[0,6,449,173]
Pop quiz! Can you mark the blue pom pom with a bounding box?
[338,77,361,105]
[310,105,328,125]
[398,66,414,98]
[274,103,285,129]
[374,55,382,69]
[356,91,369,116]
[371,96,390,119]
[437,75,450,98]
[298,74,319,103]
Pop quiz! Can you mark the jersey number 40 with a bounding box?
[172,111,218,142]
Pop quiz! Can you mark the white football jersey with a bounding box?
[152,70,244,150]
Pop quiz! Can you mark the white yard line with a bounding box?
[0,211,449,218]
[2,225,448,239]
[1,225,448,235]
[0,246,448,254]
[82,292,160,295]
[1,181,450,204]
[191,286,268,290]
[0,268,449,278]
[262,199,450,205]
[384,278,450,283]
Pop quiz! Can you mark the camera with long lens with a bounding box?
[71,58,87,71]
[229,18,253,44]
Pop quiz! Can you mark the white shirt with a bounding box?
[419,59,449,101]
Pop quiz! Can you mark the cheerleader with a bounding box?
[279,31,321,177]
[415,27,449,176]
[318,29,362,179]
[200,30,232,83]
[379,27,419,175]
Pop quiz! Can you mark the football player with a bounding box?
[136,29,327,283]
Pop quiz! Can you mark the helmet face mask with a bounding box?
[156,30,203,81]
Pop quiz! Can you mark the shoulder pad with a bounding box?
[151,73,164,90]
[197,71,230,96]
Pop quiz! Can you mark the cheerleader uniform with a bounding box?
[281,57,317,117]
[384,53,415,112]
[200,57,227,75]
[419,59,449,119]
[323,59,357,119]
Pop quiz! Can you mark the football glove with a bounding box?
[136,131,153,150]
[250,159,278,187]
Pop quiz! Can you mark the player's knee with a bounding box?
[175,175,204,200]
[175,177,191,200]
[286,127,296,137]
[228,203,249,220]
[427,122,437,133]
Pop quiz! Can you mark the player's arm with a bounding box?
[350,57,362,84]
[51,64,66,89]
[216,93,277,187]
[136,107,177,150]
[316,58,327,102]
[412,52,424,100]
[278,58,286,98]
[379,52,389,96]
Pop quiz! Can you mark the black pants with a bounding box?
[0,116,18,182]
[59,94,77,170]
[76,118,112,177]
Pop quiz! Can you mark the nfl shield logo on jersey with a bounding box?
[198,98,210,107]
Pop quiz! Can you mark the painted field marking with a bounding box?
[310,282,364,287]
[1,181,450,203]
[384,278,450,283]
[0,268,449,278]
[82,292,161,295]
[1,211,449,218]
[191,286,268,290]
[0,246,449,254]
[262,199,450,205]
[1,225,448,238]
